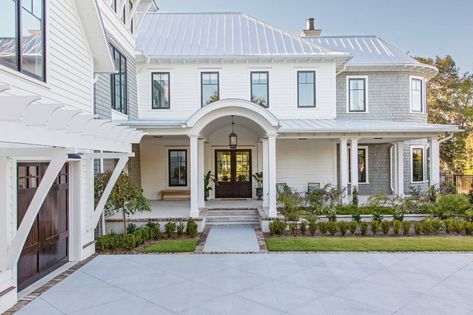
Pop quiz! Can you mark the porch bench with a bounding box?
[160,190,190,200]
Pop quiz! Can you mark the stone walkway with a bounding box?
[203,225,260,253]
[14,253,473,314]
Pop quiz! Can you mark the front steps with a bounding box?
[206,208,260,225]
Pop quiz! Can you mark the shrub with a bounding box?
[454,220,465,234]
[299,220,307,235]
[318,221,328,235]
[151,224,161,240]
[381,221,389,235]
[327,221,338,236]
[269,219,287,236]
[146,219,157,228]
[372,213,383,222]
[464,209,473,222]
[165,222,176,238]
[435,194,470,219]
[176,221,185,237]
[464,222,473,235]
[422,220,433,235]
[392,220,401,236]
[360,222,368,236]
[349,221,358,235]
[370,221,379,235]
[352,186,359,207]
[444,218,455,234]
[278,185,303,221]
[327,210,337,222]
[186,218,198,238]
[432,220,442,234]
[393,211,404,222]
[338,221,349,236]
[289,222,299,236]
[414,222,422,235]
[401,221,411,235]
[308,217,317,236]
[127,223,137,234]
[352,213,362,223]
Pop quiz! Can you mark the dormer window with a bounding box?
[347,76,368,113]
[410,77,423,112]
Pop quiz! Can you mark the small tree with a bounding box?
[95,170,151,234]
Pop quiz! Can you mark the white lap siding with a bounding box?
[276,139,337,193]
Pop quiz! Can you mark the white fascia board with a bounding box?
[75,0,116,73]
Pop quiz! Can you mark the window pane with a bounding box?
[216,151,232,182]
[201,73,218,106]
[110,46,127,114]
[152,73,170,108]
[235,151,250,182]
[358,149,367,183]
[412,148,424,182]
[251,72,268,107]
[298,71,315,107]
[21,0,44,80]
[0,0,18,69]
[349,79,366,112]
[169,150,187,186]
[411,79,422,112]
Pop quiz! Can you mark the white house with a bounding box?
[105,13,460,230]
[0,0,156,312]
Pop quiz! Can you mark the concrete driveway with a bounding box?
[16,253,473,314]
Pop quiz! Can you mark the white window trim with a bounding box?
[348,145,369,184]
[346,75,369,113]
[409,75,425,113]
[410,145,427,183]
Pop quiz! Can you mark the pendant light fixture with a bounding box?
[229,115,238,149]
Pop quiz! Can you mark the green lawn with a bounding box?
[144,239,198,253]
[266,237,473,252]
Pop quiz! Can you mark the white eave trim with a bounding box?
[342,63,439,79]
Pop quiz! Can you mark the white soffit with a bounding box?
[75,0,116,73]
[0,90,143,153]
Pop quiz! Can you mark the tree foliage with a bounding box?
[95,169,151,234]
[416,55,473,173]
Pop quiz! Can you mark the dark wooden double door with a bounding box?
[17,163,69,290]
[215,150,252,198]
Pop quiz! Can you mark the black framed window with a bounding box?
[412,147,424,182]
[250,71,269,107]
[298,71,316,107]
[151,72,170,109]
[348,78,366,112]
[110,45,127,114]
[201,72,219,106]
[411,78,423,112]
[169,150,187,186]
[121,4,126,23]
[111,0,117,11]
[348,148,368,183]
[0,0,46,81]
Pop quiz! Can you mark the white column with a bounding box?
[198,139,205,208]
[429,137,440,188]
[262,138,269,208]
[396,141,405,196]
[350,138,359,196]
[0,156,9,271]
[189,135,199,218]
[339,138,349,203]
[268,135,277,217]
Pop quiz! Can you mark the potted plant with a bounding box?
[204,171,218,201]
[252,172,263,200]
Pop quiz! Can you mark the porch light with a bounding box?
[229,115,238,149]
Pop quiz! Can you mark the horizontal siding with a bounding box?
[137,62,337,121]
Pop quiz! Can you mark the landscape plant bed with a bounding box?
[266,236,473,252]
[143,239,198,253]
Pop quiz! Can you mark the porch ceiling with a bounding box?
[200,115,266,139]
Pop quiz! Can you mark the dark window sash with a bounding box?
[250,71,269,107]
[168,149,187,187]
[297,71,316,108]
[110,45,127,114]
[151,72,170,109]
[348,78,367,112]
[201,72,219,107]
[412,148,424,182]
[348,148,368,183]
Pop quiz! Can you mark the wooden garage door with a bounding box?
[17,163,69,290]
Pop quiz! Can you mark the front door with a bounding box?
[17,163,69,290]
[215,150,252,198]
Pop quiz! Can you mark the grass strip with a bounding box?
[144,239,198,253]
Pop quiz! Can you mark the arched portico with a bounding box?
[185,99,279,218]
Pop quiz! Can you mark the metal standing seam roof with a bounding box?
[308,36,420,65]
[136,12,344,57]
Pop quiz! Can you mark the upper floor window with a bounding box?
[297,71,316,107]
[111,0,117,11]
[201,72,219,106]
[411,147,425,182]
[129,0,134,33]
[152,72,170,109]
[411,77,423,112]
[250,71,269,107]
[349,147,368,184]
[0,0,46,81]
[347,77,367,112]
[110,45,127,114]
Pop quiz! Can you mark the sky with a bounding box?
[156,0,473,74]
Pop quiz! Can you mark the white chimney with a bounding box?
[301,17,322,37]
